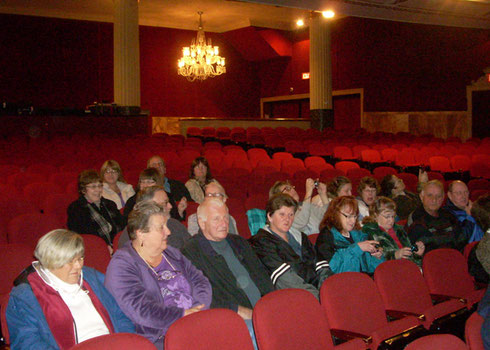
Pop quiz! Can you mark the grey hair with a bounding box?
[136,185,167,203]
[197,197,227,222]
[34,229,85,270]
[127,200,169,240]
[420,180,444,194]
[204,182,228,199]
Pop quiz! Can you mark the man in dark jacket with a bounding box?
[181,198,274,349]
[407,180,466,252]
[444,180,484,242]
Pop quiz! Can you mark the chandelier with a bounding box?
[178,12,226,82]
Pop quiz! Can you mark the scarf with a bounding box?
[84,199,113,244]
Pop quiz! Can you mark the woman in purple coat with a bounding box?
[105,201,212,349]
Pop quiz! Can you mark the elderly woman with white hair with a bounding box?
[6,229,134,350]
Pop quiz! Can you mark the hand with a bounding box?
[305,178,315,197]
[394,247,412,259]
[371,249,384,259]
[317,182,327,195]
[178,197,187,217]
[107,245,113,256]
[465,200,473,216]
[418,169,428,183]
[414,241,425,256]
[237,305,253,320]
[358,240,380,253]
[184,304,205,316]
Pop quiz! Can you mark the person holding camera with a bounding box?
[362,197,425,266]
[316,196,384,274]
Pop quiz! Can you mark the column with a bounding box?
[114,0,140,107]
[309,12,333,130]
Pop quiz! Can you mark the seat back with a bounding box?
[253,289,336,350]
[165,308,254,350]
[70,333,156,349]
[81,234,111,273]
[7,213,61,249]
[465,311,485,350]
[320,272,388,336]
[404,334,467,350]
[0,243,33,295]
[374,260,433,315]
[422,248,475,298]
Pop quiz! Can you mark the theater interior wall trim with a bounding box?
[0,13,488,120]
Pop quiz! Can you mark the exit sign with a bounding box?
[302,73,310,80]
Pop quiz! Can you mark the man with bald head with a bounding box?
[444,180,484,242]
[181,198,273,348]
[407,180,466,252]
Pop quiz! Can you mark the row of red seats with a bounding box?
[1,242,485,349]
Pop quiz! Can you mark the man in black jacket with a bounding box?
[181,198,273,348]
[147,155,191,204]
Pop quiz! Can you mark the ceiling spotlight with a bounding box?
[296,19,304,26]
[322,10,335,18]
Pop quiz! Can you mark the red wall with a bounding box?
[0,13,488,117]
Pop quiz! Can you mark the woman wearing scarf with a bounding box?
[67,170,125,254]
[6,229,134,349]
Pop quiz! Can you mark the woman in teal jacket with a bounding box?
[362,197,425,266]
[315,196,384,274]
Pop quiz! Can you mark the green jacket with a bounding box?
[362,222,422,266]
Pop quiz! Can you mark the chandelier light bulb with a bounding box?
[177,12,226,81]
[296,19,304,26]
[322,10,335,18]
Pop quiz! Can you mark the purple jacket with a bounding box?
[104,241,212,347]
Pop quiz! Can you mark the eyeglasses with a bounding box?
[379,213,396,220]
[150,162,165,168]
[281,186,295,193]
[339,211,357,220]
[68,256,84,267]
[206,193,226,198]
[86,184,103,190]
[140,180,156,185]
[105,169,118,174]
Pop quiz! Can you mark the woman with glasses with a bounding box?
[100,160,135,210]
[316,196,384,274]
[67,170,125,253]
[105,201,211,349]
[362,197,425,266]
[7,229,135,349]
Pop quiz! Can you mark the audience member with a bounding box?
[117,186,191,250]
[407,180,466,252]
[185,157,219,204]
[445,180,484,242]
[7,229,134,349]
[467,194,490,284]
[316,196,384,274]
[362,197,425,266]
[67,170,125,254]
[356,177,380,222]
[380,170,427,220]
[100,159,135,210]
[105,201,211,349]
[124,168,186,222]
[181,198,274,349]
[187,182,239,236]
[148,155,191,204]
[249,193,332,299]
[247,179,327,238]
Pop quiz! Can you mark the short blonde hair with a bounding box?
[34,229,85,270]
[100,159,126,183]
